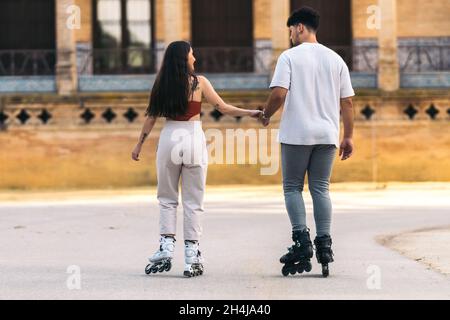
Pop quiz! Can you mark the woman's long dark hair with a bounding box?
[145,41,198,118]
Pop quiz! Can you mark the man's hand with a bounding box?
[261,114,270,127]
[256,106,270,126]
[339,138,353,161]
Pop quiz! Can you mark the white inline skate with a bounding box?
[145,236,175,275]
[183,240,204,277]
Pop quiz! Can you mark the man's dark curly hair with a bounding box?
[286,6,320,32]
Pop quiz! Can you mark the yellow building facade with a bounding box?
[0,0,449,187]
[0,0,448,94]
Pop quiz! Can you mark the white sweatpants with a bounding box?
[156,120,208,241]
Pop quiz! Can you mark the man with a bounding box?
[260,7,355,277]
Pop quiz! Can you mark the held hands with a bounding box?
[249,109,263,119]
[339,138,353,161]
[260,113,270,127]
[255,106,270,127]
[131,143,142,161]
[132,108,267,162]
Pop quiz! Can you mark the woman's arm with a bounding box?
[138,116,157,145]
[200,75,261,117]
[132,116,157,161]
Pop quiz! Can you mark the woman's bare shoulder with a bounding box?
[197,75,212,89]
[197,75,207,83]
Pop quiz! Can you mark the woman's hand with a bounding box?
[131,143,142,161]
[249,109,263,118]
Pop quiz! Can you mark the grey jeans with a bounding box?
[281,143,337,237]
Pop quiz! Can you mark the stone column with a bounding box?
[155,0,166,71]
[271,0,290,71]
[253,0,272,74]
[377,0,400,91]
[157,0,184,70]
[74,0,93,75]
[164,0,183,45]
[181,0,191,42]
[56,0,78,95]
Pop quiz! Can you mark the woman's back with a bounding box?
[170,76,203,121]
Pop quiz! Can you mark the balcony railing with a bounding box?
[352,44,450,72]
[191,46,272,73]
[0,50,56,76]
[352,45,379,72]
[399,45,450,72]
[0,45,448,76]
[77,46,273,74]
[78,47,157,75]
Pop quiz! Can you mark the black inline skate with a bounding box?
[314,235,334,277]
[280,229,314,276]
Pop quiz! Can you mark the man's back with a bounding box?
[265,6,355,278]
[270,42,354,147]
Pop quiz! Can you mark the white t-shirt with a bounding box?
[269,42,355,148]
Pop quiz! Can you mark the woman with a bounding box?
[131,41,261,277]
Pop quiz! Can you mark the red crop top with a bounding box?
[171,101,202,121]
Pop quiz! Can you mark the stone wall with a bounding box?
[352,0,450,39]
[1,90,449,188]
[30,0,450,94]
[1,90,448,130]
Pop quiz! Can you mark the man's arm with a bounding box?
[261,87,288,126]
[339,97,354,160]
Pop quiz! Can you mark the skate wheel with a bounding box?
[289,267,296,275]
[183,270,193,277]
[158,265,165,273]
[322,264,329,277]
[281,265,290,277]
[304,261,312,272]
[164,261,172,272]
[190,264,202,277]
[145,264,152,275]
[297,264,304,274]
[151,266,158,273]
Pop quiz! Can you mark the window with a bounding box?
[0,0,55,75]
[290,0,353,69]
[191,0,254,73]
[93,0,155,74]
